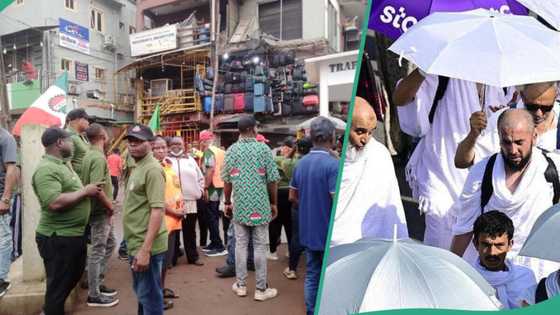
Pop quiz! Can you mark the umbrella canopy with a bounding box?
[297,116,346,131]
[389,9,560,87]
[517,1,560,31]
[369,0,526,39]
[519,204,560,263]
[319,238,501,314]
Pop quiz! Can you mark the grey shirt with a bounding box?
[0,128,17,196]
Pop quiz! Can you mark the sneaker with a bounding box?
[0,280,11,298]
[201,245,215,252]
[118,252,128,261]
[254,288,278,301]
[205,249,227,257]
[282,267,297,280]
[217,265,236,278]
[267,251,279,261]
[87,295,119,307]
[232,282,247,297]
[99,285,118,297]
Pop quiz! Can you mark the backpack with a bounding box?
[480,151,560,212]
[429,76,508,124]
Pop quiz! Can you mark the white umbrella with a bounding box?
[389,9,560,87]
[319,238,501,314]
[518,0,560,31]
[519,204,560,262]
[297,116,346,131]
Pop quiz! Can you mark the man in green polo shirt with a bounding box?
[65,108,90,176]
[222,115,280,301]
[80,123,119,308]
[123,124,167,315]
[33,127,102,315]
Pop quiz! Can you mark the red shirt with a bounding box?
[107,154,122,177]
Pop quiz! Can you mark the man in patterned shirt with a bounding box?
[222,115,280,301]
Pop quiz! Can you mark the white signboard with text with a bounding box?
[130,25,178,57]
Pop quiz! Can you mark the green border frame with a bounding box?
[0,0,14,12]
[313,0,373,314]
[313,0,560,314]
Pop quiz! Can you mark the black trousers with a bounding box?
[197,199,209,247]
[36,233,87,315]
[181,213,199,263]
[269,189,292,253]
[111,176,119,200]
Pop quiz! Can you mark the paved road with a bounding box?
[71,207,306,315]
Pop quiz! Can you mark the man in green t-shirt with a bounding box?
[65,108,90,177]
[33,127,102,315]
[80,123,119,308]
[122,124,167,315]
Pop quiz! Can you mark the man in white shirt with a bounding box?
[471,211,535,309]
[394,69,513,249]
[455,82,559,169]
[331,97,408,245]
[168,137,205,266]
[451,109,560,280]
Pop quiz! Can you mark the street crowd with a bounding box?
[20,108,340,315]
[337,72,560,309]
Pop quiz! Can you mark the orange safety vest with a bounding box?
[208,145,225,188]
[162,161,184,232]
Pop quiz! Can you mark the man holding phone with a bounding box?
[33,127,102,315]
[80,123,119,307]
[122,124,167,315]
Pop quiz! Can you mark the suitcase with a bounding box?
[224,83,233,94]
[245,76,253,91]
[203,96,212,113]
[303,95,319,106]
[232,83,244,93]
[266,96,274,112]
[215,94,224,112]
[304,87,318,96]
[233,93,245,113]
[244,92,254,112]
[292,97,305,114]
[254,83,265,96]
[282,103,292,116]
[224,94,234,113]
[254,96,266,113]
[206,67,214,80]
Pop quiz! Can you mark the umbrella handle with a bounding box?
[480,85,486,136]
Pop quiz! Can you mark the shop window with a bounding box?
[259,0,302,40]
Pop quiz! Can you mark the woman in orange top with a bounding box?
[152,136,184,308]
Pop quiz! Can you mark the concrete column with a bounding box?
[319,62,330,117]
[21,124,46,282]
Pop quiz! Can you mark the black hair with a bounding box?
[41,127,70,147]
[85,123,106,142]
[112,148,120,154]
[473,210,514,242]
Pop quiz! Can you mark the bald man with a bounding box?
[456,82,560,169]
[451,109,560,280]
[330,97,408,246]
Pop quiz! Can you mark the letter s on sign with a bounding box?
[499,5,511,14]
[401,16,418,32]
[380,6,396,24]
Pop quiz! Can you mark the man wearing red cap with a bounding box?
[199,130,227,256]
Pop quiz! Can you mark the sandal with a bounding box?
[164,299,174,310]
[163,288,179,299]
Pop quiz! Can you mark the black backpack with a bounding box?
[479,151,560,212]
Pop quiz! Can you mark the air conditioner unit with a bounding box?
[68,83,80,96]
[150,79,172,97]
[103,35,116,51]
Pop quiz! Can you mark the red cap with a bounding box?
[256,134,269,143]
[199,130,215,142]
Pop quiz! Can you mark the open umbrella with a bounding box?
[369,0,526,39]
[389,9,560,87]
[519,204,560,263]
[517,1,560,31]
[318,238,501,314]
[298,116,346,131]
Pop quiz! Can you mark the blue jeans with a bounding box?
[129,253,165,315]
[226,223,254,267]
[0,212,12,280]
[305,250,324,315]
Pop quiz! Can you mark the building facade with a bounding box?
[1,0,137,122]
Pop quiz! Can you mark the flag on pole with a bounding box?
[12,73,68,136]
[148,104,160,133]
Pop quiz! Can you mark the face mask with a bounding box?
[170,150,184,157]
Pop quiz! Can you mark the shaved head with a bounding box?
[498,109,537,171]
[349,97,377,150]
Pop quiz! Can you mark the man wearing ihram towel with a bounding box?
[331,97,408,246]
